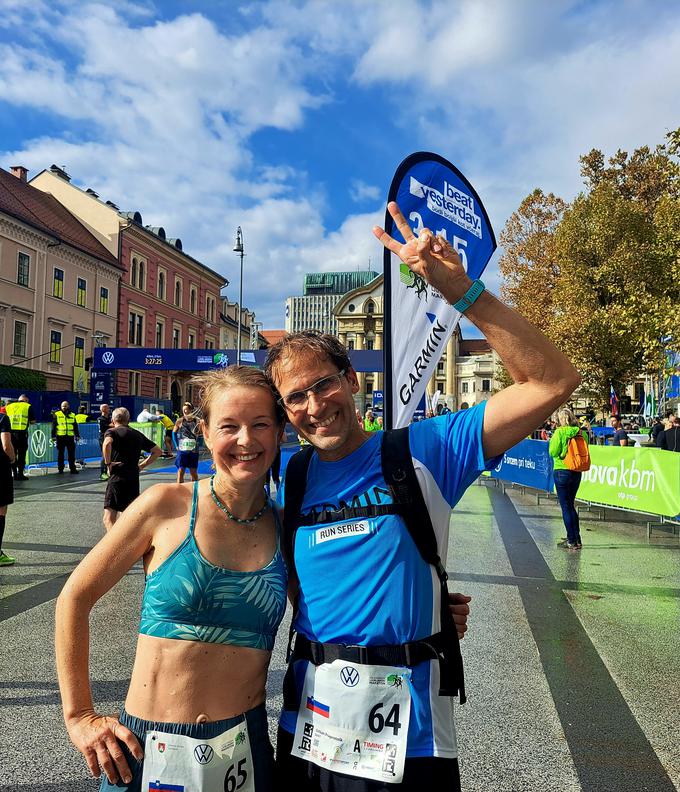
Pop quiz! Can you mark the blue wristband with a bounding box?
[452,279,485,313]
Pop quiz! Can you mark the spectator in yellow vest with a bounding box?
[52,401,80,474]
[5,394,35,480]
[75,406,89,424]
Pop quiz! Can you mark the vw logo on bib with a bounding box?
[194,744,214,764]
[31,429,47,459]
[340,666,360,687]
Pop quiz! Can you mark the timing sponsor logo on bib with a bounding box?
[315,520,370,545]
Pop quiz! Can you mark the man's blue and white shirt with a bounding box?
[280,402,497,758]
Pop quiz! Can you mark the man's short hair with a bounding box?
[264,331,352,387]
[112,407,130,425]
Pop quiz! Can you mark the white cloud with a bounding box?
[349,179,381,203]
[1,0,679,332]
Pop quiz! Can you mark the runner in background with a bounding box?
[0,411,16,565]
[174,402,201,484]
[102,408,161,532]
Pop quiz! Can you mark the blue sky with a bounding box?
[1,0,679,330]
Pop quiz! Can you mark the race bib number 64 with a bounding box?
[292,660,412,784]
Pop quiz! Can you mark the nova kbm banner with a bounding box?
[578,446,680,517]
[383,152,496,428]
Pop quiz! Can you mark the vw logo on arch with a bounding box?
[340,666,360,687]
[102,351,115,365]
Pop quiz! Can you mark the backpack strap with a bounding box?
[381,427,466,702]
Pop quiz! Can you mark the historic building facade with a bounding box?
[0,166,120,391]
[30,166,226,405]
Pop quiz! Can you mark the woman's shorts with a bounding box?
[175,450,199,470]
[99,703,274,791]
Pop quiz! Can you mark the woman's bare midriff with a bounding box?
[125,633,271,723]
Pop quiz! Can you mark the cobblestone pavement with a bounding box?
[1,466,678,791]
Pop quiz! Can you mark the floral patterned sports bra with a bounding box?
[139,481,287,651]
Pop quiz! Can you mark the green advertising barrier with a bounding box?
[26,421,164,466]
[577,445,680,517]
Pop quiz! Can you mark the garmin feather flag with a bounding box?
[383,152,496,428]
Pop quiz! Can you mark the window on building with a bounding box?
[53,268,64,299]
[155,321,164,348]
[13,321,27,357]
[190,287,197,314]
[128,371,141,395]
[347,339,355,350]
[50,330,62,363]
[158,270,165,300]
[366,300,375,314]
[366,338,374,351]
[186,384,193,403]
[74,336,85,368]
[17,252,30,287]
[437,362,445,373]
[173,327,180,349]
[365,379,373,394]
[206,337,215,350]
[128,312,144,345]
[175,279,182,308]
[188,330,196,350]
[481,379,490,392]
[77,278,87,307]
[138,260,145,291]
[154,377,162,399]
[131,258,138,287]
[206,295,215,322]
[462,382,469,393]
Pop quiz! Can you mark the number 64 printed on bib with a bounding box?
[291,660,412,784]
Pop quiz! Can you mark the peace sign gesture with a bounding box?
[372,201,472,304]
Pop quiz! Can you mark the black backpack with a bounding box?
[282,427,466,702]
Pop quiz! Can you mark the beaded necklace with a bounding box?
[209,474,270,525]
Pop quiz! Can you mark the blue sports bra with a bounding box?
[139,481,288,650]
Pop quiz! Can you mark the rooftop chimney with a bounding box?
[10,165,28,182]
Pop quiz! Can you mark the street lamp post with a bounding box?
[233,226,245,365]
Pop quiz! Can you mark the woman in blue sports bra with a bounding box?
[55,366,288,791]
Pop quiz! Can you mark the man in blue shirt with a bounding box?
[267,202,581,792]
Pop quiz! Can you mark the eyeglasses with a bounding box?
[278,370,346,412]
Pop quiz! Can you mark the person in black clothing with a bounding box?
[98,404,113,480]
[650,417,664,445]
[610,416,629,446]
[657,415,680,452]
[0,413,17,565]
[102,407,161,531]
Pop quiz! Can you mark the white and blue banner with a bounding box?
[383,152,496,428]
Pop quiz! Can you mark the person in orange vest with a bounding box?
[52,401,80,474]
[5,394,35,480]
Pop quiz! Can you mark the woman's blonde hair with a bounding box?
[189,366,284,427]
[557,407,579,427]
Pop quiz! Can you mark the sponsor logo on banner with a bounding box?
[583,459,655,493]
[31,429,47,458]
[213,353,229,368]
[409,176,482,238]
[398,318,448,406]
[102,351,115,365]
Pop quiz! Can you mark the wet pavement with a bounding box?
[1,467,678,791]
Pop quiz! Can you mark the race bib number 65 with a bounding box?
[292,660,412,784]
